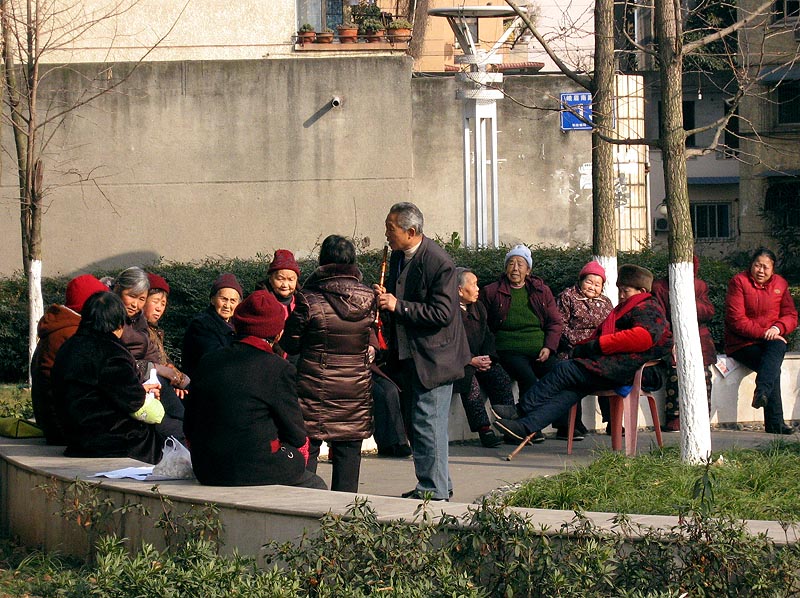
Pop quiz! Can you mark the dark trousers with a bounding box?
[460,362,515,432]
[372,374,409,450]
[518,360,613,435]
[307,438,362,493]
[663,365,713,423]
[497,351,570,430]
[156,374,185,443]
[729,341,787,431]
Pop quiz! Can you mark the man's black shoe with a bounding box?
[575,421,590,436]
[752,390,768,409]
[490,404,519,420]
[555,428,584,441]
[494,417,530,441]
[401,488,450,501]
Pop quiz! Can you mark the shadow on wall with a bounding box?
[64,251,162,280]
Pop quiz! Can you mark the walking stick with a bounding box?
[375,244,389,350]
[506,433,538,461]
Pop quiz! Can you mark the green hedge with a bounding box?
[0,245,779,383]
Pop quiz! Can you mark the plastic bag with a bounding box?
[152,436,194,479]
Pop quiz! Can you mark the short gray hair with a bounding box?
[113,266,149,296]
[390,202,424,235]
[456,267,474,288]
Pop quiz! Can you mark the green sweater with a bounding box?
[495,286,544,356]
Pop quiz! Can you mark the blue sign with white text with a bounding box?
[560,92,593,131]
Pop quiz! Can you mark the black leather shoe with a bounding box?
[377,444,412,458]
[493,417,528,440]
[752,390,768,409]
[555,429,584,441]
[401,489,450,501]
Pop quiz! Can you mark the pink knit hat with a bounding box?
[65,274,109,312]
[268,249,300,277]
[578,261,606,283]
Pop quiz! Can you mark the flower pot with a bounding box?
[315,32,334,43]
[365,29,386,42]
[337,27,358,43]
[297,31,316,43]
[388,27,411,43]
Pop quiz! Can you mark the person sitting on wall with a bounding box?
[493,265,672,443]
[51,291,170,464]
[724,247,797,435]
[453,267,516,448]
[31,274,109,445]
[181,273,243,378]
[184,290,327,489]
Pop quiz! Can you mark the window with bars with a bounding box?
[690,202,732,239]
[765,180,800,226]
[776,80,800,125]
[774,0,800,21]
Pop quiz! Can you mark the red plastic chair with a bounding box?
[567,360,663,456]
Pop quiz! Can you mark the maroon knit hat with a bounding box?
[147,273,170,295]
[210,273,243,298]
[233,290,285,339]
[578,261,606,283]
[65,274,109,312]
[268,249,300,277]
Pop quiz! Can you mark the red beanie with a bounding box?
[233,290,285,339]
[578,261,606,283]
[268,249,300,277]
[147,273,170,295]
[210,273,243,299]
[65,274,109,312]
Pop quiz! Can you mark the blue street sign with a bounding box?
[560,92,593,131]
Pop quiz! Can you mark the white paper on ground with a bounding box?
[714,355,741,378]
[93,466,153,480]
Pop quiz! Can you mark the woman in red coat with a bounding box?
[725,247,797,435]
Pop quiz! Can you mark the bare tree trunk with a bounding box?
[592,0,618,301]
[654,0,711,464]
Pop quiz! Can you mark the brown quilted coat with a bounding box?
[282,263,376,441]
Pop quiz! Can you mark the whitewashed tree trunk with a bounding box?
[27,259,43,384]
[594,254,618,306]
[669,262,712,463]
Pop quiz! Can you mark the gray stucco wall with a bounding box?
[0,57,591,276]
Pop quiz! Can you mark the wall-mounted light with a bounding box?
[656,200,668,217]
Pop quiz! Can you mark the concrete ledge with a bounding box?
[1,437,796,564]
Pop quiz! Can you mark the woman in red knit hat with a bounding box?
[31,274,108,444]
[143,273,190,396]
[257,249,302,320]
[556,260,613,435]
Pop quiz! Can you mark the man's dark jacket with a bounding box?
[383,236,470,389]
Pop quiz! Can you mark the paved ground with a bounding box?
[312,428,786,503]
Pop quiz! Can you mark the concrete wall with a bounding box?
[0,59,592,276]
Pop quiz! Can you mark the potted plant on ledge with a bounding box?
[315,27,334,43]
[298,23,316,43]
[337,22,359,43]
[360,18,385,42]
[387,18,412,43]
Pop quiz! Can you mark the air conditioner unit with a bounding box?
[654,217,669,233]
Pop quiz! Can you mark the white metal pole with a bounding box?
[463,110,473,247]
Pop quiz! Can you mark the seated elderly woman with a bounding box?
[479,244,566,439]
[143,273,190,396]
[184,290,326,489]
[453,267,516,448]
[181,273,243,377]
[31,274,109,445]
[51,291,170,464]
[557,261,613,435]
[725,247,797,435]
[111,266,184,437]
